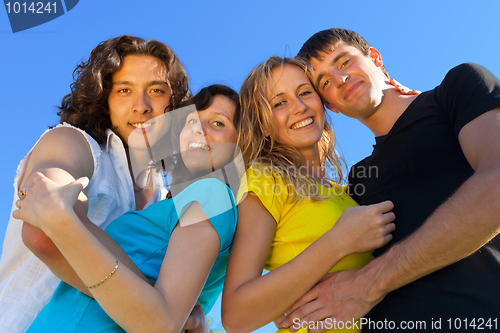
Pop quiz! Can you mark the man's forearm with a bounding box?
[362,167,500,301]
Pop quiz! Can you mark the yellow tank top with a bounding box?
[244,165,372,332]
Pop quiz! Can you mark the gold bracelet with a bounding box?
[85,258,120,289]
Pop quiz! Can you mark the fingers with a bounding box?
[75,176,90,190]
[12,205,22,220]
[31,171,48,183]
[324,102,340,114]
[382,212,396,224]
[182,302,206,332]
[289,309,332,333]
[383,232,394,245]
[317,272,334,284]
[12,201,26,221]
[274,314,286,329]
[368,200,394,214]
[389,78,421,95]
[389,78,401,88]
[308,320,332,333]
[182,314,200,330]
[286,304,324,331]
[384,222,396,233]
[283,288,319,325]
[280,288,323,329]
[66,176,89,194]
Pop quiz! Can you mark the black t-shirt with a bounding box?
[348,63,500,331]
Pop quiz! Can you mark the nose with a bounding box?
[332,70,349,87]
[292,95,308,115]
[192,120,205,136]
[134,92,152,114]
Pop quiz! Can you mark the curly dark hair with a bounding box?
[58,35,191,143]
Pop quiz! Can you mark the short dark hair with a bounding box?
[58,35,191,143]
[297,28,390,78]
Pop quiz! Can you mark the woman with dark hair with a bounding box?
[14,84,243,332]
[0,35,199,331]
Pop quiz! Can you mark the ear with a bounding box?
[264,129,270,137]
[369,47,383,67]
[324,101,340,114]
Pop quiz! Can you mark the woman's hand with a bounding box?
[331,201,396,255]
[389,78,421,95]
[182,302,209,333]
[13,172,89,232]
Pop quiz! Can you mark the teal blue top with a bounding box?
[28,178,237,333]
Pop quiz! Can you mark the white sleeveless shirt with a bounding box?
[0,124,166,332]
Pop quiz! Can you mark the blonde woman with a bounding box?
[221,57,396,333]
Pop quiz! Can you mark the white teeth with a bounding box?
[188,142,210,150]
[131,122,152,129]
[291,117,313,129]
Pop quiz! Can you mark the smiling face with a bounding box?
[107,55,172,145]
[309,43,388,120]
[179,95,238,173]
[267,64,325,153]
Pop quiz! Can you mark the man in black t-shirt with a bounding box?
[275,28,500,332]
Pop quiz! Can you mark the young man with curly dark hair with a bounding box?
[0,35,209,332]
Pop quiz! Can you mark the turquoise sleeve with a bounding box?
[172,178,237,251]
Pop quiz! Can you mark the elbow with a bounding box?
[221,304,250,333]
[153,312,183,333]
[161,323,178,333]
[22,222,60,260]
[222,323,251,333]
[221,319,242,333]
[142,319,177,333]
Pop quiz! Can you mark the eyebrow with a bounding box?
[314,51,349,89]
[213,112,233,122]
[270,92,284,102]
[270,83,310,101]
[112,80,169,87]
[194,111,233,122]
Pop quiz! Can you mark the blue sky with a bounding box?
[1,1,500,331]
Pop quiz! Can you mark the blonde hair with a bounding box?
[238,56,345,201]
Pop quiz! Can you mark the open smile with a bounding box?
[291,117,314,130]
[130,120,155,133]
[188,142,210,150]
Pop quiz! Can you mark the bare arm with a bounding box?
[19,128,149,296]
[221,193,395,333]
[279,108,500,332]
[14,176,220,333]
